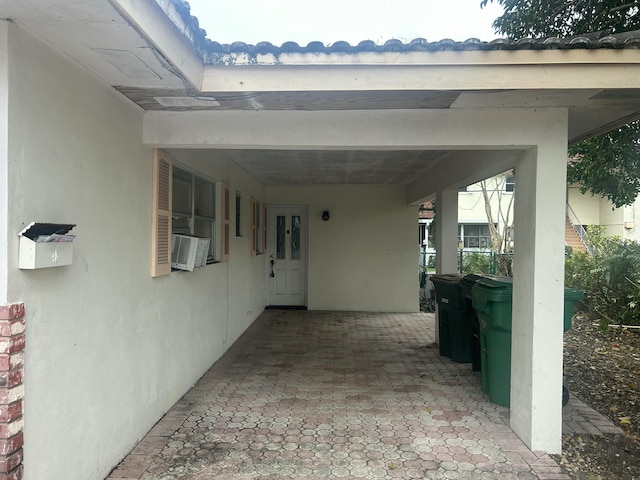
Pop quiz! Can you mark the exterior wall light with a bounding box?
[322,211,330,221]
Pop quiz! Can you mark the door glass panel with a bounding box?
[291,215,301,260]
[276,215,286,259]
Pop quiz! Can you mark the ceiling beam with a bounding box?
[143,107,568,150]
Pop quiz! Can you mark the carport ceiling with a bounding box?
[207,149,449,186]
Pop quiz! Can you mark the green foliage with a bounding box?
[480,0,640,40]
[565,226,640,328]
[480,1,640,207]
[461,252,493,274]
[568,122,640,208]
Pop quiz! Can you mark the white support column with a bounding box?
[511,136,568,453]
[435,189,459,274]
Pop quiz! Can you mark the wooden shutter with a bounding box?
[250,197,257,256]
[262,203,268,255]
[221,182,230,262]
[151,149,172,277]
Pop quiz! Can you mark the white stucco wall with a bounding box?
[458,191,490,223]
[266,186,417,312]
[458,188,513,226]
[0,22,8,303]
[568,184,627,237]
[599,197,624,238]
[4,24,266,480]
[567,185,602,225]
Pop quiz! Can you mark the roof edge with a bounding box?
[164,2,640,64]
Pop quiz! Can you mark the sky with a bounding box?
[185,0,505,46]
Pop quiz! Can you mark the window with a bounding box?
[151,149,225,277]
[505,175,515,192]
[459,224,493,249]
[172,164,216,263]
[250,197,266,256]
[235,191,242,237]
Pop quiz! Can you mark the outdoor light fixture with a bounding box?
[322,211,330,221]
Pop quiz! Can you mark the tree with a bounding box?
[481,0,640,207]
[568,122,640,208]
[480,173,514,254]
[480,1,640,40]
[479,172,515,275]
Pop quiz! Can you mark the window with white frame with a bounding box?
[151,150,232,276]
[172,165,216,263]
[505,174,515,192]
[459,224,493,249]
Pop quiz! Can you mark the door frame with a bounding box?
[266,205,309,307]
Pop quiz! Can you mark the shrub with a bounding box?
[565,226,640,328]
[461,252,493,274]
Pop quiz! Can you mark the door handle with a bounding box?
[270,257,275,277]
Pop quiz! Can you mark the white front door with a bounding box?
[268,206,307,307]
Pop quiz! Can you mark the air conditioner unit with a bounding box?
[171,234,210,271]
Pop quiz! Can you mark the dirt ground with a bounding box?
[551,315,640,479]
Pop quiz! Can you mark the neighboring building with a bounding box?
[420,174,514,252]
[421,175,640,255]
[2,2,640,478]
[568,183,640,242]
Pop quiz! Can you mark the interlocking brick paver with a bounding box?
[106,310,616,479]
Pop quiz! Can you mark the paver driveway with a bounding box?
[108,310,618,479]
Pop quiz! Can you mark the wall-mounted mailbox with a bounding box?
[19,223,76,269]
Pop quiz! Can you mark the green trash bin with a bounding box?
[460,274,485,373]
[472,278,585,407]
[431,273,471,363]
[472,276,513,402]
[564,288,585,331]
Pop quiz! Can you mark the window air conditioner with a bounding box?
[171,234,210,271]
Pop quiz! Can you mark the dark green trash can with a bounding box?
[460,274,484,373]
[431,273,471,363]
[471,276,513,401]
[564,288,585,331]
[471,278,585,407]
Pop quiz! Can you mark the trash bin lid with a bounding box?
[475,275,513,290]
[430,273,465,284]
[472,276,513,312]
[564,288,585,301]
[461,273,484,287]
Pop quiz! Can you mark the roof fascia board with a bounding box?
[109,0,203,89]
[209,49,640,67]
[201,63,640,92]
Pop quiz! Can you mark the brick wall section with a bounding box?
[0,304,25,480]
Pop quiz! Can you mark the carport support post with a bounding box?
[433,189,458,345]
[435,189,458,274]
[511,141,567,454]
